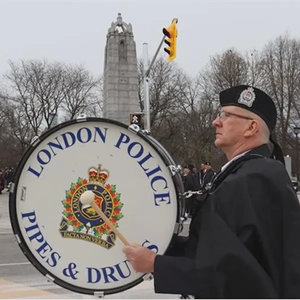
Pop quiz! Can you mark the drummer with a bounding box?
[123,85,300,298]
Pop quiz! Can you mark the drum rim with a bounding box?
[8,117,176,295]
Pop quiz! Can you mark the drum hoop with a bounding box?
[9,117,177,295]
[146,135,185,217]
[145,135,186,248]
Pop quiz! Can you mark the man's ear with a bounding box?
[244,119,259,137]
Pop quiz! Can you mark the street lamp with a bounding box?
[293,126,300,180]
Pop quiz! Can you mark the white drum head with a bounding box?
[9,118,179,295]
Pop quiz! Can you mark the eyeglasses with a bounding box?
[217,110,253,121]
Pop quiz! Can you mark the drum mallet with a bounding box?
[80,190,129,246]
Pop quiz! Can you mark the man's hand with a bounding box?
[123,243,156,273]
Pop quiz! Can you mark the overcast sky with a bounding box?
[0,0,300,79]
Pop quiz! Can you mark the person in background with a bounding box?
[197,163,205,188]
[181,166,189,187]
[183,164,200,217]
[202,162,215,191]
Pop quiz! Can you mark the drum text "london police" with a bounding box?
[27,126,172,207]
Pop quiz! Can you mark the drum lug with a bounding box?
[141,129,151,135]
[168,165,182,176]
[143,273,154,281]
[45,274,55,283]
[174,222,183,234]
[31,136,40,147]
[128,124,141,134]
[76,113,87,122]
[14,234,21,244]
[94,291,105,298]
[9,182,15,193]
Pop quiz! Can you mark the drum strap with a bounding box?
[209,153,264,194]
[190,154,264,224]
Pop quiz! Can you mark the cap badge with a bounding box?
[238,87,256,107]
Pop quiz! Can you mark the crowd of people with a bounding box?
[182,162,216,217]
[0,167,14,194]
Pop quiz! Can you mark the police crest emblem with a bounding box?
[238,87,256,107]
[59,164,124,249]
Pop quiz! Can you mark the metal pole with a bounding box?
[145,36,165,77]
[143,43,150,132]
[297,133,299,180]
[143,37,167,132]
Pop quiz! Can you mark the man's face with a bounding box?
[183,168,189,175]
[212,106,253,150]
[200,163,205,170]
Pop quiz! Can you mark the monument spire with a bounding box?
[103,13,140,124]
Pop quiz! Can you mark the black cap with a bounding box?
[205,162,211,166]
[220,85,277,132]
[219,85,285,165]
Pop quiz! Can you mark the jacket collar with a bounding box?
[247,143,272,158]
[221,144,271,172]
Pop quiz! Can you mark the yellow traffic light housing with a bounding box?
[162,19,178,62]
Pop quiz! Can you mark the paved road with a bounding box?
[0,191,187,299]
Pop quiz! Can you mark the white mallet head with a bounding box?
[80,190,95,205]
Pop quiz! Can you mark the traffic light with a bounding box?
[130,112,144,129]
[162,19,178,62]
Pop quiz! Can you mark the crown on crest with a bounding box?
[88,164,109,185]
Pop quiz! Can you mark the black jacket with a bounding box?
[154,144,300,298]
[184,171,200,192]
[202,168,215,189]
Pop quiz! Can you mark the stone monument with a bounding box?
[102,13,141,125]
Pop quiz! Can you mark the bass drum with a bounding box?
[9,116,185,296]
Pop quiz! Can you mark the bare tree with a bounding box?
[0,94,33,167]
[6,103,35,154]
[0,94,11,166]
[245,49,265,87]
[260,33,300,152]
[139,57,184,137]
[60,66,102,119]
[5,60,102,133]
[208,48,248,91]
[84,76,104,118]
[5,60,67,134]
